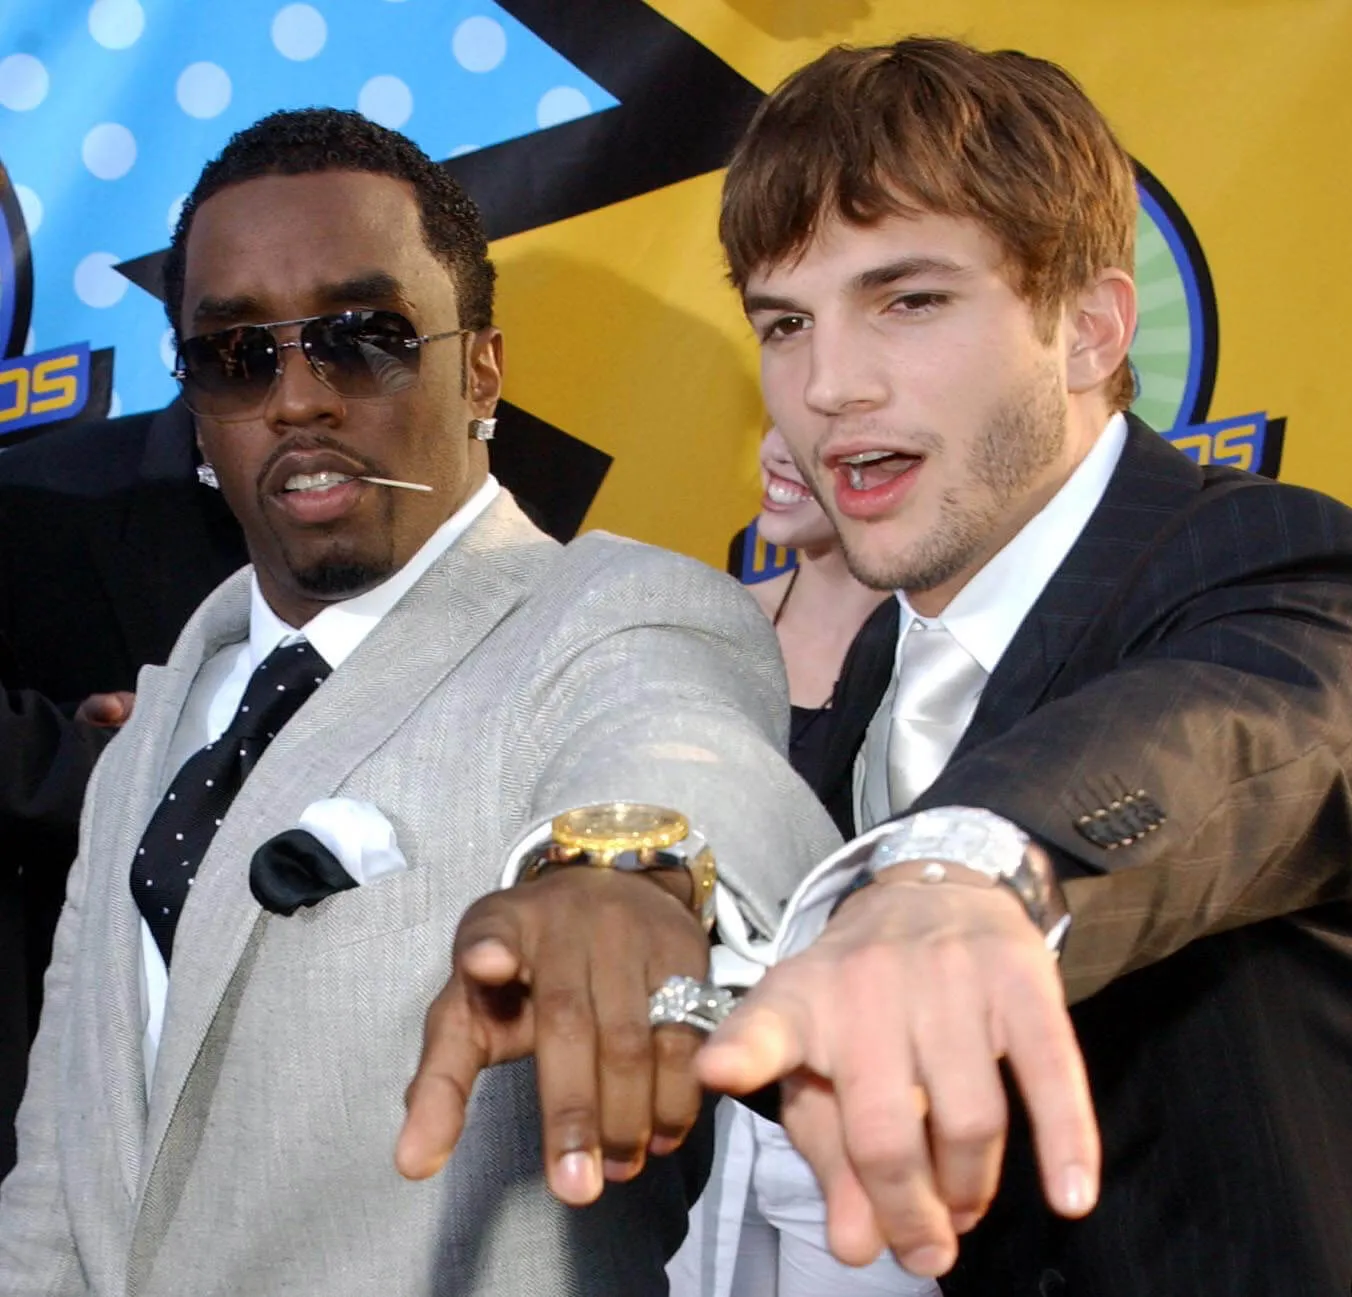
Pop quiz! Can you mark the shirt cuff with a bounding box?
[768,821,912,961]
[498,816,555,888]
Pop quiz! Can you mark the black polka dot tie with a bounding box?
[129,638,331,965]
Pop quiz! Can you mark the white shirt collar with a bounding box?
[247,474,500,671]
[896,412,1127,675]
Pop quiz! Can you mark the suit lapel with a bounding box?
[139,493,558,1190]
[85,566,252,1202]
[952,418,1203,760]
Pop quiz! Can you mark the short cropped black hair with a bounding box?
[163,107,495,341]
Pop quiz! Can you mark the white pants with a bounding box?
[668,1100,940,1297]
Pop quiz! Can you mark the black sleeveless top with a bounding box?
[788,703,833,793]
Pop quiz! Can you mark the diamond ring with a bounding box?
[648,974,738,1034]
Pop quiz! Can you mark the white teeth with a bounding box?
[839,451,895,465]
[284,471,353,492]
[767,481,811,505]
[848,465,866,490]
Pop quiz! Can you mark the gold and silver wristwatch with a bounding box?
[519,802,718,932]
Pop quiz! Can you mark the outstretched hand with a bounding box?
[697,871,1099,1278]
[397,868,710,1204]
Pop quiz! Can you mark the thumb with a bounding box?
[454,898,530,987]
[396,900,534,1179]
[396,981,485,1181]
[78,690,135,727]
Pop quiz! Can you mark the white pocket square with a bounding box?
[296,797,408,885]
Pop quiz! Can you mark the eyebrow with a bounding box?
[191,293,266,328]
[742,255,971,315]
[313,271,409,310]
[851,255,968,292]
[190,271,410,327]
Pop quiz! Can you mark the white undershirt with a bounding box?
[139,475,500,1084]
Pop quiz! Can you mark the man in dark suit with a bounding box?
[0,686,111,1179]
[688,37,1352,1296]
[0,402,247,1181]
[0,402,248,705]
[404,36,1352,1297]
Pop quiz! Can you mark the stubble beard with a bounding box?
[838,364,1069,594]
[273,496,398,602]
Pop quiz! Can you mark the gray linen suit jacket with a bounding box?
[0,492,841,1296]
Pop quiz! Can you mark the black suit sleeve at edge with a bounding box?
[0,684,108,857]
[910,480,1352,1005]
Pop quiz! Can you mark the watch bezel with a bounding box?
[522,803,718,933]
[550,802,691,861]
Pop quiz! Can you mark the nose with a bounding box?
[262,331,345,433]
[801,318,888,417]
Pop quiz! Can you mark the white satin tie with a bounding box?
[859,620,988,828]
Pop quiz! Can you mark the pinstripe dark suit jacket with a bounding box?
[819,417,1352,1296]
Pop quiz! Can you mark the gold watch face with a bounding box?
[551,803,689,860]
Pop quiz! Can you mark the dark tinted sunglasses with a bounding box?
[173,310,467,421]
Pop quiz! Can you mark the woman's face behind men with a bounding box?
[756,425,840,551]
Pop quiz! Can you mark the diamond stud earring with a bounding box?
[469,417,497,442]
[196,463,220,489]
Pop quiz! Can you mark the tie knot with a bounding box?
[229,639,331,742]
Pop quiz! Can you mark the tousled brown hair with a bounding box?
[720,37,1138,409]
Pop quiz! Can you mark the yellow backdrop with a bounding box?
[493,1,1350,567]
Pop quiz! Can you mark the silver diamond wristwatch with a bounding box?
[865,807,1072,955]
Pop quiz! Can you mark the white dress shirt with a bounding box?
[669,414,1128,1297]
[139,475,500,1084]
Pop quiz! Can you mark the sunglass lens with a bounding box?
[302,310,421,398]
[177,326,278,418]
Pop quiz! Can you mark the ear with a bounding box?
[1064,269,1136,395]
[465,328,504,417]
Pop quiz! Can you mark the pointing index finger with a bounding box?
[696,984,813,1094]
[396,980,490,1180]
[1001,963,1100,1218]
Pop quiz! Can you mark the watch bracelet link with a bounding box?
[863,807,1071,955]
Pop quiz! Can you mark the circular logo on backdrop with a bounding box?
[1130,163,1283,478]
[0,153,108,443]
[0,159,34,360]
[1131,164,1217,433]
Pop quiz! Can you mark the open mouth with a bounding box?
[835,450,923,491]
[265,457,371,527]
[282,470,355,494]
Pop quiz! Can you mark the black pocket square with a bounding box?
[250,828,359,916]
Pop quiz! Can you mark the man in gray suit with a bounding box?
[0,109,838,1296]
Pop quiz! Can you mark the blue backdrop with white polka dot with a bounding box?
[0,0,615,417]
